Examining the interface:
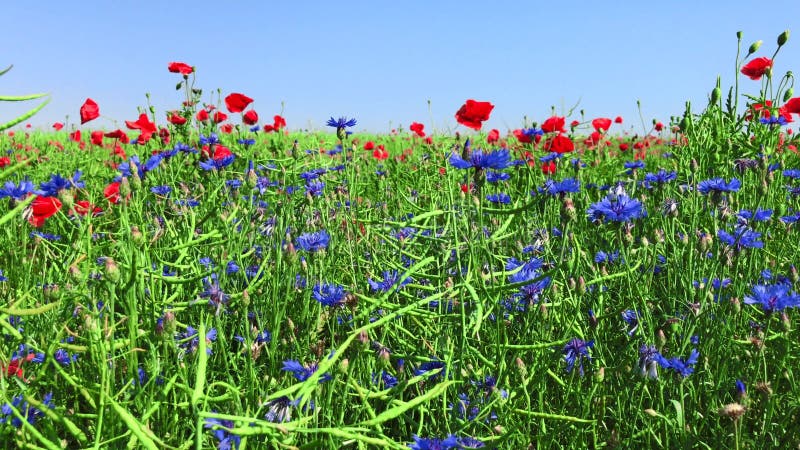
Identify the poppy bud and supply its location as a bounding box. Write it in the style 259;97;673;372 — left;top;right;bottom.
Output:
515;357;528;378
710;87;721;105
241;289;250;307
781;312;791;331
68;265;82;282
783;88;794;103
736;31;743;40
747;40;762;56
131;226;144;247
339;358;349;373
594;366;605;383
777;30;789;47
119;177;131;198
657;329;667;348
104;258;121;283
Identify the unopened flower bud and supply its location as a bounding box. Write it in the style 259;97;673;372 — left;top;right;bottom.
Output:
711;87;721;105
657;329;667;347
119;177;131;198
594;366;605;383
131;226;144;247
241;289;251;307
644;408;659;417
783;88;794;103
515;357;528;378
747;40;763;56
339;358;349;373
358;330;369;345
58;189;74;211
777;30;790;47
104;258;121;283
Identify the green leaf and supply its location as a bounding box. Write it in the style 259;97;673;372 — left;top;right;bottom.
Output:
0;92;48;101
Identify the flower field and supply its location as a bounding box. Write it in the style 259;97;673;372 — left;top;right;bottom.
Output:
1;32;800;449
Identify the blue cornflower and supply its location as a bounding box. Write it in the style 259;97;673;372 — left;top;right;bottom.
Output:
563;338;593;375
457;437;485;448
735;380;747;400
414;358;446;381
204;416;241;450
621;309;640;336
36;170;85;196
638;344;661;378
368;270;412;292
30;231;61;241
0;179;35;201
226;260;239;275
783;169;800;179
655;348;699;378
312;283;347;307
296;230;330;252
643;169;677;188
237;138;256;146
509;276;551;309
327;145;343;156
594;250;621;265
486;192;511;204
408;435;460;450
717;225;763;251
698;178;741;195
587;193;646;223
540;152;562;163
373;370;399;388
174;142;198;154
150;185;172;196
624;160;645;174
743;283;800;313
760;115;788;126
200;155;235;171
0;269;6;282
200;274;230;313
281;360;331;383
54;348;78;366
543;178;581;196
199;133;220;146
449;149;511;170
176;326;217;356
305;181;325;197
736;208;772;223
506;256;544;284
486;171;510;183
326;116;357;130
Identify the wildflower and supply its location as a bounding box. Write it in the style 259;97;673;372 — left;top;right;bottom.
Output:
563;338;593;375
449;149;511;171
624;160;645;174
740;57;773;80
594;250;622;265
264;396;293;423
80;98;100;124
0;179;35;201
743;283;800;313
544;134;575;153
485;171;509;183
717;225;763;251
644;170;675;189
368;270;412;292
150;185;172;196
281;360;331;383
655;348;699;378
296;230;330;252
414;358;446;381
408;435;460;450
312;283;347;307
486;192;511;204
621;309;639;335
0;269;6;282
638;344;661;378
224;93;253;113
587;193;646;223
455;100;494;130
373;370;399;388
327;116;357;139
200;274;230;314
592;117;612;133
176;326;217;356
543;178;580;196
698;178;741;195
168;62;194;75
204;416;241;450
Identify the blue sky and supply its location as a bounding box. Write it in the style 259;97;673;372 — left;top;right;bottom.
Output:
3;1;798;134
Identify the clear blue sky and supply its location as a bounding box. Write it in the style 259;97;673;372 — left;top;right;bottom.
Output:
3;1;799;134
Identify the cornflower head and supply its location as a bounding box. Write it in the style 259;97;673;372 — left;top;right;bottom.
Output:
367;270;412;292
312;282;347;307
655;348;699;378
717;225;763;252
563;338;593;375
295;230;330;252
542;178;581;196
200;274;230;315
281;360;332;383
204;415;241;450
638;344;661;378
743;283;800;313
698;178;741;201
587;193;646;223
408;435;460;450
449;148;511;171
0;179;35;201
327;116;357;140
643;169;677;188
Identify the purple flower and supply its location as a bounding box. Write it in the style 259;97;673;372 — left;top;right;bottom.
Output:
312;283;347;307
587;193;646;223
408;435;460;450
563;338;593;375
698;178;741;195
281;360;331;383
296;230;330;252
449;149;511;170
655;348;699;378
743;283;800;313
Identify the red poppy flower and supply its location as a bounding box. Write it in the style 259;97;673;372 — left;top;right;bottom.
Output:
654;122;664;132
104;182;121;204
372;145;389;160
592;118;612;133
544;133;574;153
168;62;194;76
224;93;254;113
213;145;233;160
785;97;800;115
0;157;10;168
88;130;103;146
741;57;773;80
619;143;629;151
168;112;187;125
28;196;62;227
487;129;500;144
364;141;375;151
243;110;259;125
273;115;286;130
125;113;158;142
614;116;623;124
80;98;100;124
570;120;580;128
196;109;209;122
2;353;35;381
585;131;602;146
72;200;102;217
541;116;566;133
541;160;557;175
52;122;64;131
104;129;129;144
263;125;275;133
213;111;228;123
69;130;82;142
410;122;426;137
219;123;233;133
455;99;494;130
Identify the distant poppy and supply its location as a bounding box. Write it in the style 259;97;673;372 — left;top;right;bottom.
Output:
52;122;64;131
513;129;533;144
741;57;772;80
219;123;233;133
213;111;228;123
168;112;187;125
80;98;100;124
455;100;494;130
104;182;121;204
654;122;664;132
213;145;233;160
243;110;259;125
541;116;566;133
196;109;209;122
69;130;81;142
619;143;629;151
224;93;254;113
72;200;102;217
541;160;557;175
0;157;10;168
570;120;580;128
487;129;500;144
364;141;375;151
592;118;612;133
273;115;286;130
168;62;194;76
104;129;129;144
372;145;389;160
544;134;574;153
410;122;426;137
614;116;623;124
89;130;103;146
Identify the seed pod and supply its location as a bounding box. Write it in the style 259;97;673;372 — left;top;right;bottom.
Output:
747;40;763;56
777;30;790;47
